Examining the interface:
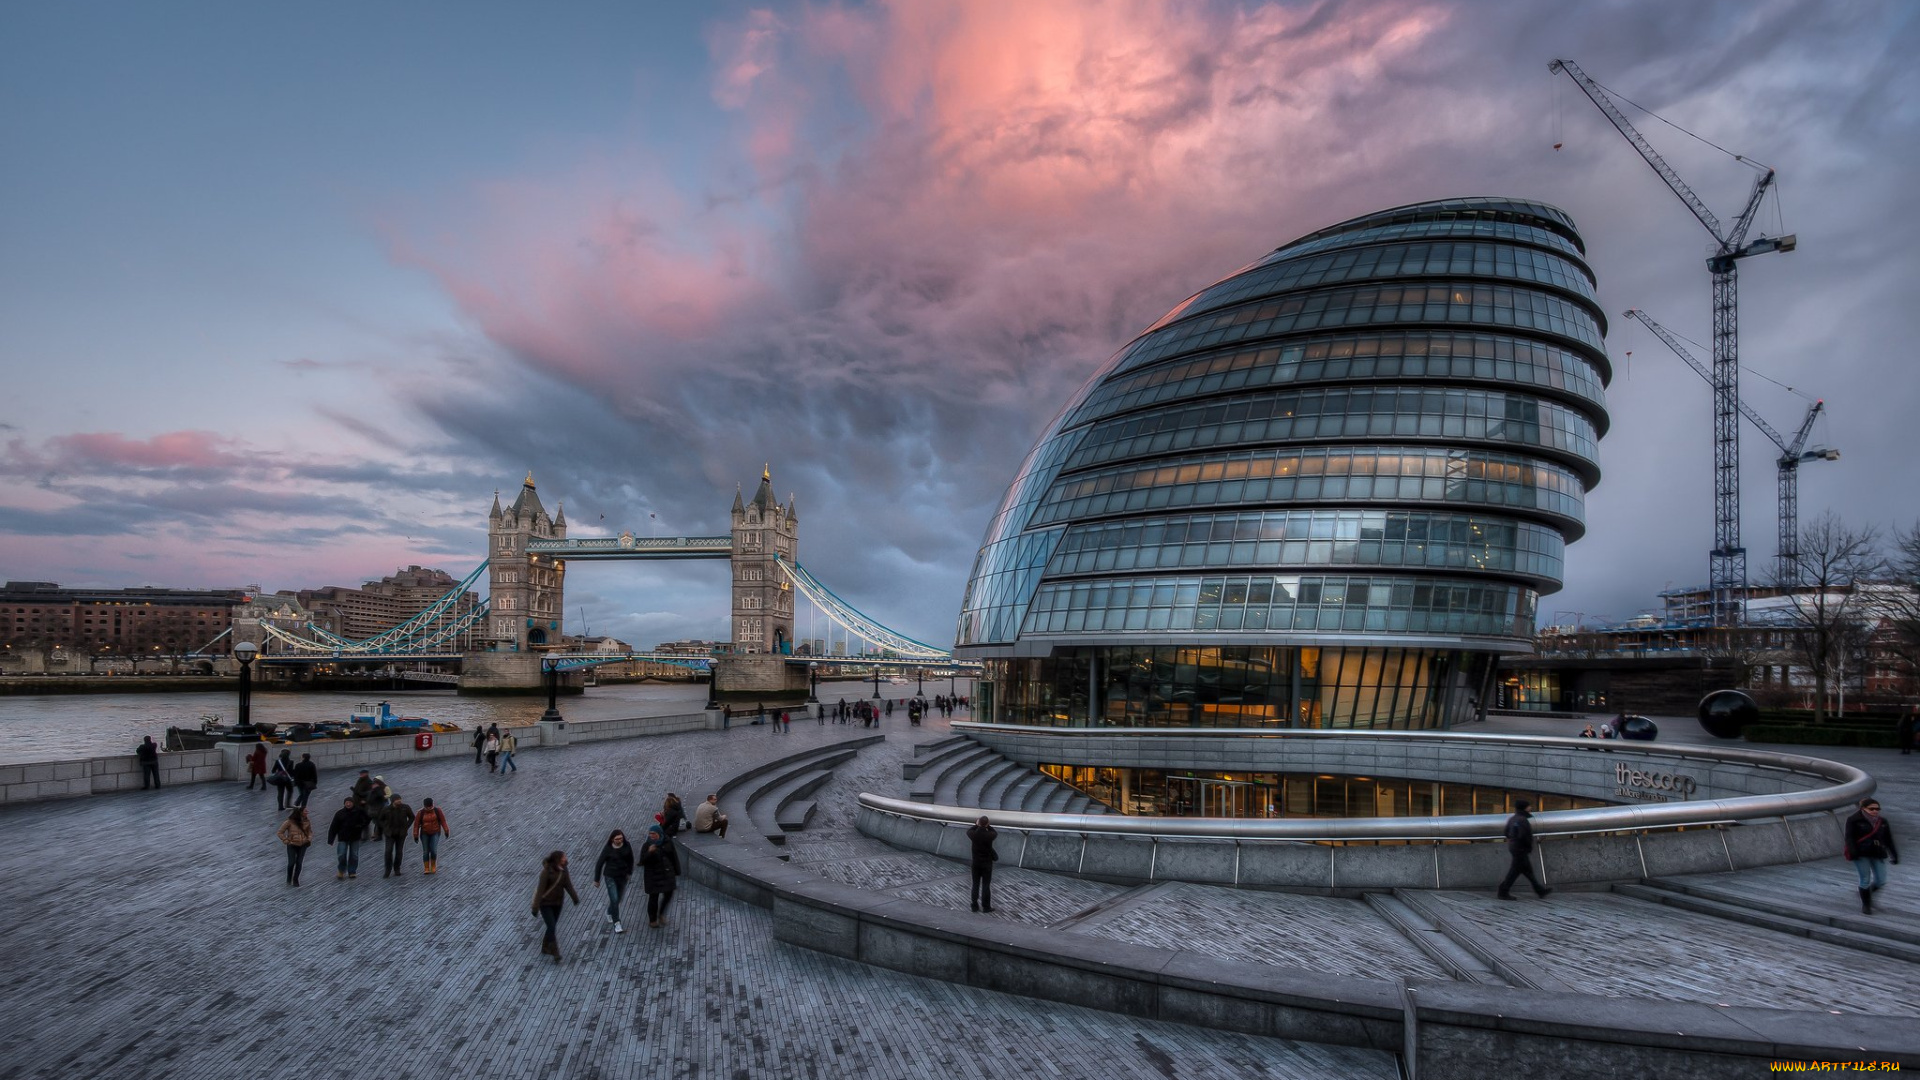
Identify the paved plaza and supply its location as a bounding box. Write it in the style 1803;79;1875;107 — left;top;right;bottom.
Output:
0;708;1394;1080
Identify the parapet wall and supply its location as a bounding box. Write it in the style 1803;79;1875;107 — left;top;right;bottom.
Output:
0;709;718;805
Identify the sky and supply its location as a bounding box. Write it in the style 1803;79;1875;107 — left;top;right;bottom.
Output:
1;0;1915;648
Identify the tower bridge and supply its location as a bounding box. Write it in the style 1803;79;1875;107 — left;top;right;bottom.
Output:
248;468;962;696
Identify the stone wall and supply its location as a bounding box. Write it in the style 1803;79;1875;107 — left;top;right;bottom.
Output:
0;709;717;805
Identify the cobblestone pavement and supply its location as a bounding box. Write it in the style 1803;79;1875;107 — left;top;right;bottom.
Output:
0;715;1397;1080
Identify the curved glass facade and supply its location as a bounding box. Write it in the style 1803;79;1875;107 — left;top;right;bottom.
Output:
956;197;1609;731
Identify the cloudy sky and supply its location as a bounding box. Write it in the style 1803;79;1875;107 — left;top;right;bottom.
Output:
1;0;1914;647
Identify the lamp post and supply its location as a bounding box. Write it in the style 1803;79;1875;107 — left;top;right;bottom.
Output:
232;641;259;736
541;656;564;724
806;663;819;704
915;667;923;695
871;667;882;700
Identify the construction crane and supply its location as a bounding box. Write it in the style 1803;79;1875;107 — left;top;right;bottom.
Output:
1621;309;1839;587
1552;59;1797;626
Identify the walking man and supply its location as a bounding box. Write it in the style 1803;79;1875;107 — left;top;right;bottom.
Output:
292;753;318;808
271;748;297;809
472;725;486;764
382;793;415;877
136;736;162;789
1845;797;1899;913
1899;708;1917;756
412;797;449;873
968;815;998;913
1496;799;1552;900
499;730;518;772
328;796;367;880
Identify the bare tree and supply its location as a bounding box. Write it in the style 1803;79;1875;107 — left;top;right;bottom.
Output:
1884;523;1920;696
1772;514;1884;723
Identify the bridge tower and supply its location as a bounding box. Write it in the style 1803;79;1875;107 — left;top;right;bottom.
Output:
486;473;567;652
729;467;797;654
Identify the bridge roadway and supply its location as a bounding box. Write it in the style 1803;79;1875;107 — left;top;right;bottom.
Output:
0;710;1392;1080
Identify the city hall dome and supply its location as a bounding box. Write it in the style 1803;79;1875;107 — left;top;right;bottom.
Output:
955;197;1610;730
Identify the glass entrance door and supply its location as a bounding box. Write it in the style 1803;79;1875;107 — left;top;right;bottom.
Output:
1167;777;1244;818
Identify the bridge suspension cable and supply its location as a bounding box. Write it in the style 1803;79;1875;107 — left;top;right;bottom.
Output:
776;556;948;660
259;561;491;656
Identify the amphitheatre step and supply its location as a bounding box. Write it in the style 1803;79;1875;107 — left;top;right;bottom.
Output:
976;760;1031;808
1363;893;1510;986
1639;877;1920;948
910;745;993;802
744;759;849;846
776;799;816;832
959;759;1024;807
901;738;984;781
1390;890;1579;993
1614;882;1920;963
933;747;1002;803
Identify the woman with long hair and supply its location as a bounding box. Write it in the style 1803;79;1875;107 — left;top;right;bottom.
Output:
531;850;580;959
593;829;635;933
276;806;312;886
639;824;681;929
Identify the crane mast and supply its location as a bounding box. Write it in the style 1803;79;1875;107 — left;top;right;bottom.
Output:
1552;59;1796;626
1621;309;1836;589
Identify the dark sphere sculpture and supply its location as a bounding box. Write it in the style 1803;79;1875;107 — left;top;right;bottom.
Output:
1698;689;1759;740
1617;715;1659;741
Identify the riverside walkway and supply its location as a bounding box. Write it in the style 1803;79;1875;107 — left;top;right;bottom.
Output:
0;713;1393;1080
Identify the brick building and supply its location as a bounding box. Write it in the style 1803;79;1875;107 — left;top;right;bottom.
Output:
296;565;480;645
0;581;247;656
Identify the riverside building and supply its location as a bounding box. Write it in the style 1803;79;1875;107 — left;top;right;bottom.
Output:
955;198;1610;733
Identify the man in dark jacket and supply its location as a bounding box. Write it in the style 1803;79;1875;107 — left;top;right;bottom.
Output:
1496;800;1552;901
382;795;415;877
1899;710;1917;756
136;736;162;789
1845;798;1899;913
967;816;998;913
291;753;319;808
327;796;368;880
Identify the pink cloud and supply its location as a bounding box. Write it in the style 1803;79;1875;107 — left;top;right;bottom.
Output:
20;431;249;473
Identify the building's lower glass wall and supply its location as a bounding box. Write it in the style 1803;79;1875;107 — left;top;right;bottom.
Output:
1040;764;1606;818
980;645;1496;729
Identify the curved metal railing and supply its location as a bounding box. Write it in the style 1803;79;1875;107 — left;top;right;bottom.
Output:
859;726;1872;842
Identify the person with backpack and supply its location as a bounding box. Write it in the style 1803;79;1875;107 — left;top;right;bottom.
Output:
270;749;297;810
291;753;318;808
499;730;518;773
412;797;450;874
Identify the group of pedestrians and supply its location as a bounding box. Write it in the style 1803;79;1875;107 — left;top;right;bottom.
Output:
473;724;519;772
538;791;693;958
264;750;452;886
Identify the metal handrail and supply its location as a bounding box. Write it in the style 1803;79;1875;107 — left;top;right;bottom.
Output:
856;726;1872;842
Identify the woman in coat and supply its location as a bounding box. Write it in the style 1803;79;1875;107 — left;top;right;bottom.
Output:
661;794;686;837
639;823;681;928
1845;797;1899;914
592;829;636;933
531;850;580;959
483;732;501;773
277;807;312;886
246;744;269;791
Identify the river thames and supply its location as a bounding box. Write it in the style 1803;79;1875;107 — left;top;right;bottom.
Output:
0;677;969;764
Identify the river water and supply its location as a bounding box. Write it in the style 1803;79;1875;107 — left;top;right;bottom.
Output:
0;677;971;764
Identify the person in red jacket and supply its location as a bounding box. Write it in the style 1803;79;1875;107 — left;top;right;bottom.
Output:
412;797;451;874
245;744;269;791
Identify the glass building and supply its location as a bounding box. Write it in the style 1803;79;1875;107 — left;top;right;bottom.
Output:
955;198;1610;729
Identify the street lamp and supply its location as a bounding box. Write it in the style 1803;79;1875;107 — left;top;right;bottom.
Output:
871;666;882;700
541;656;564;724
232;641;259;736
806;662;819;704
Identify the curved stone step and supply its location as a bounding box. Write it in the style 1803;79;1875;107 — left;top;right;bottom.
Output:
934;747;1003;804
958;759;1025;808
917;745;993;803
977;760;1031;809
1004;772;1048;812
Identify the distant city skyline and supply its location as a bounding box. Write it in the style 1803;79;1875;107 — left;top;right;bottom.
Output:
2;0;1915;648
